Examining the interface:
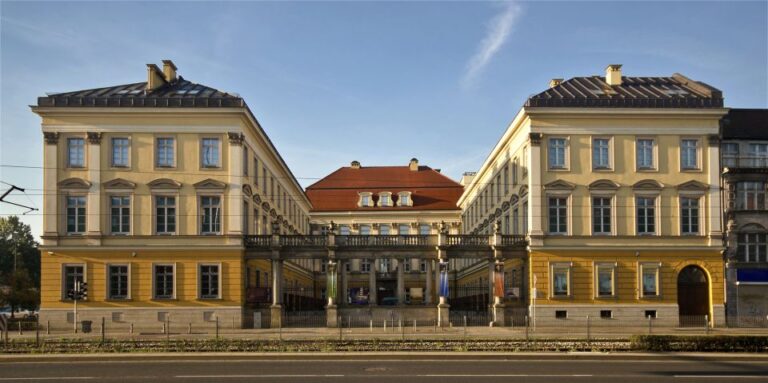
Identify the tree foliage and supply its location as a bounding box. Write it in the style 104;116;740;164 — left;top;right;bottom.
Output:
0;216;39;286
0;270;39;316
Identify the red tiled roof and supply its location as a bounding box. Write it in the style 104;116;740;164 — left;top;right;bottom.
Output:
306;166;463;212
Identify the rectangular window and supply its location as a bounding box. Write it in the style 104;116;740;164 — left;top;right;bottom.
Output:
636;197;656;235
155;196;176;234
512;158;519;186
737;233;767;262
636;138;655;169
340;225;350;235
522;201;528;234
748;143;768;167
592;138;611;169
641;264;660;297
419;224;430;235
66;196;86;234
379;225;390;235
548;197;568;234
596;264;615;297
201;138;220;168
108;265;129;299
552;264;570;297
680;197;700;235
403;258;411;272
153;265;174;299
555;310;567;319
359;225;371;235
63;265;84;300
503;214;510;235
110;196;130;234
67;138;85;167
243;146;249;176
156;137;175;167
380;258;391;273
600;310;612;319
548;138;567;169
361;195;370;207
199;264;220;299
111;138;129;167
503;165;509;195
722;142;739;167
399;193;410;206
645;310;657;319
398;224;409;235
512;208;519;235
200;196;221;234
243;200;249;235
737;182;766;210
496;175;501;202
380;194;390;206
419;260;427;272
681;139;699;169
361;259;371;272
592;197;612;234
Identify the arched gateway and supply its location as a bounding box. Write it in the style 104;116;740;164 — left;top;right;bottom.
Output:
677;265;710;326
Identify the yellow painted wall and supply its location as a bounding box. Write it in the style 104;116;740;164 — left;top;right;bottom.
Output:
529;249;724;305
41;249;243;309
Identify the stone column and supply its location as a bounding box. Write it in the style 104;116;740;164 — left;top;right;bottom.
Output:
369;258;377;306
425;259;433;305
42;133;59;239
397;258;405;305
326;260;339;328
270;257;283;328
86;132;102;237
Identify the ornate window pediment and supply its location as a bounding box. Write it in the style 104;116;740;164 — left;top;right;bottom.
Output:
518;185;529;197
242;184;253;197
148;178;182;190
510;194;519;206
501;201;510;211
103;178;136;190
494;208;503;218
270;209;277;218
589;179;621;191
544;180;576;191
677;180;708;192
252;193;262;204
58;178;91;191
261;202;270;210
632;179;664;191
194;178;227;191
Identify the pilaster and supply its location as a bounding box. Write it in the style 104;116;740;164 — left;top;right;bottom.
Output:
528;133;544;245
228;132;244;235
42;132;59;239
86;132;102;237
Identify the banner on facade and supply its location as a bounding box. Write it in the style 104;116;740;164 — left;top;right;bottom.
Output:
494;263;505;298
439;261;449;298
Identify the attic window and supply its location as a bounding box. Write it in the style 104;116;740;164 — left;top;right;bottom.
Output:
176;90;188;95
397;191;413;207
358;192;373;208
378;192;393;207
664;89;689;96
129;90;142;94
187;90;200;95
116;90;130;95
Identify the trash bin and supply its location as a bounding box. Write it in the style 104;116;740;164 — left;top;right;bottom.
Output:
81;320;92;333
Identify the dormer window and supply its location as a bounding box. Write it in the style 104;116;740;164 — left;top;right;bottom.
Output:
397;191;413;207
358;192;373;208
378;192;393;207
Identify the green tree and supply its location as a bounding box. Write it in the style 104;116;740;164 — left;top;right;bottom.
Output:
0;216;39;286
0;270;39;317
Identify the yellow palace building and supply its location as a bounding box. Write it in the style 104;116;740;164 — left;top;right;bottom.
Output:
459;65;728;327
32;61;314;329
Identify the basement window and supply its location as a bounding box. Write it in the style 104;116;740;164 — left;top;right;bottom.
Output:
645;310;657;319
555;310;567;319
600;310;612;319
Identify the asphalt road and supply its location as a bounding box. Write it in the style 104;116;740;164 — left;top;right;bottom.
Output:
1;354;767;382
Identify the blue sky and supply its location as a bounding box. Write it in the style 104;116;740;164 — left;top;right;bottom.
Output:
1;1;767;237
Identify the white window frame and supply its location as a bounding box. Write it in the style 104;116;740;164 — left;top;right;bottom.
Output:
635;137;657;171
378;192;393;207
547;137;569;170
154;194;178;235
736;182;766;210
67;137;85;168
638;262;662;298
397;191;412;207
680;137;701;171
199;195;222;235
361;259;371;272
419;224;431;235
546;194;570;235
65;195;87;235
110;137;130;168
359;225;371;235
200;137;222;168
635;195;659;236
748;143;768;167
591;136;613;170
591;195;614;236
594;262;617;298
106;263;131;300
109;195;132;235
198;262;222;299
155;136;176;168
680;195;702;236
379;225;391;235
738;232;767;263
550;262;572;298
358;192;373;208
721;142;739;168
152;263;177;300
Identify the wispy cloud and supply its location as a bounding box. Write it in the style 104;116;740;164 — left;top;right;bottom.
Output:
462;2;522;88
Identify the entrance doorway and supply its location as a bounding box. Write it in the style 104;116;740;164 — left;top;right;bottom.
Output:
677;265;709;326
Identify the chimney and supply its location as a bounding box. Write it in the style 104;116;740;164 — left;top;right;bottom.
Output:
350;160;361;169
605;64;622;86
146;64;166;91
549;78;563;88
409;158;419;171
162;60;177;82
460;172;476;186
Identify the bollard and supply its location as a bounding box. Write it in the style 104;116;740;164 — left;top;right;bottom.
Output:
35;322;40;348
19;321;22;335
46;320;50;335
586;315;591;342
101;317;106;344
433;319;437;333
348;316;351;331
383;320;387;332
130;323;134;335
648;315;653;335
413;319;416;333
370;319;373;333
338;316;342;341
215;317;220;340
188;322;192;334
525;315;529;342
705;314;710;335
278;318;282;341
166;317;170;343
463;316;467;339
401;319;405;340
232;316;235;330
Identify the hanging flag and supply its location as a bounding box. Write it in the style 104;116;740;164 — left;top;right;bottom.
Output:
439;262;449;298
494;263;505;298
326;266;337;302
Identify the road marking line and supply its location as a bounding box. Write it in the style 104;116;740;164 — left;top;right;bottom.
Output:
175;375;345;379
422;375;594;377
674;376;768;379
0;378;95;381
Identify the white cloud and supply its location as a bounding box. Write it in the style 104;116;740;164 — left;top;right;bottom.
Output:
462;2;522;87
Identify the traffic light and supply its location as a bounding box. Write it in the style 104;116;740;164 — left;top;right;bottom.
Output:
67;289;75;300
80;282;88;300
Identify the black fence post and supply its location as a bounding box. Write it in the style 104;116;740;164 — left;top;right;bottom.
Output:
101;317;106;344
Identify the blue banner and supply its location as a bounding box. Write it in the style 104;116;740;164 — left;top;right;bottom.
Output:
737;268;768;283
439;262;449;298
